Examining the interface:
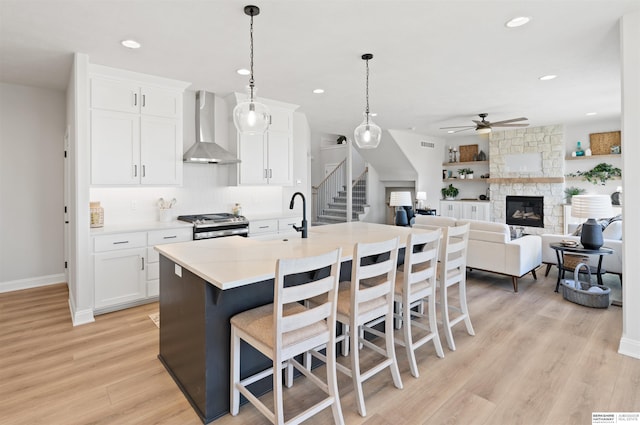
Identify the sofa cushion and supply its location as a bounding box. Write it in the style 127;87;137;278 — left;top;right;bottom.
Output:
414;215;457;228
458;219;510;242
602;219;622;240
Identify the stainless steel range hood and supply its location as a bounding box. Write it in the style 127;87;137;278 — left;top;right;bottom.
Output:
183;90;240;164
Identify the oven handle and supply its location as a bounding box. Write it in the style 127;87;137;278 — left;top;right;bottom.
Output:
194;227;249;239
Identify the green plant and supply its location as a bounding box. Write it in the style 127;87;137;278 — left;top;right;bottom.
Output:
564;186;585;202
567;163;622;185
458;168;473;175
441;184;459;199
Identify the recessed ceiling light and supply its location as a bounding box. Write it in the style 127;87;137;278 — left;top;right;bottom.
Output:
313;88;324;94
447;130;455;134
505;16;531;28
121;39;141;49
539;74;557;81
370;112;378;117
586;112;598;116
236;68;250;76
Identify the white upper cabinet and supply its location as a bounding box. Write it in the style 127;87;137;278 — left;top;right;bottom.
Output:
89;65;190;186
227;93;298;186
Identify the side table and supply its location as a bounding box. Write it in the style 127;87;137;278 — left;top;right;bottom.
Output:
549;243;613;292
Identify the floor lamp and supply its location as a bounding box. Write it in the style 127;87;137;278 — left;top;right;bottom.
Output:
571;194;613;250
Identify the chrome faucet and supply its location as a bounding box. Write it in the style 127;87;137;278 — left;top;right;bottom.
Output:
289;192;308;238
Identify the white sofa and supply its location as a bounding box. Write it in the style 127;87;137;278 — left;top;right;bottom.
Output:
541;219;623;282
414;216;542;292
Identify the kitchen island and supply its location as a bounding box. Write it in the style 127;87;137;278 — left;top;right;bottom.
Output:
155;222;429;424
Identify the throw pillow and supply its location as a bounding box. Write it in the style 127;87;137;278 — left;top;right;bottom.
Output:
602;220;623;240
572;214;623;237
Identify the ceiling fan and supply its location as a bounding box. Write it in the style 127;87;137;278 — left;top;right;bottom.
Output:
440;113;529;134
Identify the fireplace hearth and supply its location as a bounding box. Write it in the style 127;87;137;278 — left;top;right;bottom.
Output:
506;196;544;228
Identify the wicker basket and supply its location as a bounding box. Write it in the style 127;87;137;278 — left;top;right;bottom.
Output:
561;263;610;308
563;253;589;270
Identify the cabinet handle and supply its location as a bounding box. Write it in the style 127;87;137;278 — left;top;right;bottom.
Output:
142;165;146;177
264;169;267;178
134;93;137;106
142;94;146;107
269;115;272;125
259;226;269;229
141;257;145;270
134;164;137;177
163;235;177;239
269;169;273;178
113;241;129;245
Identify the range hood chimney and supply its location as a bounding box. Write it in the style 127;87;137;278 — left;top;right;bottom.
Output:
183;91;240;164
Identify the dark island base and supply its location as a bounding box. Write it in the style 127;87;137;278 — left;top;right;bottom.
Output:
158;250;404;423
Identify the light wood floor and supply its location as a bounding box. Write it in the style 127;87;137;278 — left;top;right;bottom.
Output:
1;270;638;425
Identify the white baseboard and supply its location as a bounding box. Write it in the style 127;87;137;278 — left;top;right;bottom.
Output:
68;296;95;326
618;336;640;359
0;273;66;293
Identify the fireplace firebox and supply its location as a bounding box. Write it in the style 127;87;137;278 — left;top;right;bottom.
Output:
506;196;544;228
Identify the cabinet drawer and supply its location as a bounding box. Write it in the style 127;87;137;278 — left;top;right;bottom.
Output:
249;219;278;235
94;232;147;252
147;228;192;245
278;217;302;233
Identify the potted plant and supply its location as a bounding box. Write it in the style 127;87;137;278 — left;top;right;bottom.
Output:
564;186;585;204
458;168;472;179
441;184;459;200
581;163;622;185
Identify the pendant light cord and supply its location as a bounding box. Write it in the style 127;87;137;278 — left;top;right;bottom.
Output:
365;58;370;124
249;12;255;101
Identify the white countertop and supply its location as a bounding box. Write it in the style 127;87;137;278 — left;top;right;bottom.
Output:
155;222;432;290
90;220;193;236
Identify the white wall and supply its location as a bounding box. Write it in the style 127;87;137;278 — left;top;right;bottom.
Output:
618;10;640;359
388;129;445;210
0;83;65;291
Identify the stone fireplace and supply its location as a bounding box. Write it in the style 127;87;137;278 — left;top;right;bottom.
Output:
488;125;565;234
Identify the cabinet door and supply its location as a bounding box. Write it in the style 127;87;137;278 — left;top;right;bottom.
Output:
141;86;181;118
91;110;140;185
140;116;182;185
91;78;140;113
238;134;267;185
268;105;292;133
94;248;146;309
266;132;292;185
440;201;461;219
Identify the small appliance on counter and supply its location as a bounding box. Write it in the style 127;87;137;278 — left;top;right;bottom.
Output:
90;201;104;228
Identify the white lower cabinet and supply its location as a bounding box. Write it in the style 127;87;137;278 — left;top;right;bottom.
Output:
439;201;490;220
440;201;461;218
93;227;192;312
461;202;490;221
248;216;302;239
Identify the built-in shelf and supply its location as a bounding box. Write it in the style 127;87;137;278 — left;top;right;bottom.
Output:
565;154;622;161
443;178;489;182
486;177;564;184
443;160;489;166
565;176;622;181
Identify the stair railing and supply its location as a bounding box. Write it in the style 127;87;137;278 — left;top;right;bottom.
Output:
351;166;368;220
312;159;346;223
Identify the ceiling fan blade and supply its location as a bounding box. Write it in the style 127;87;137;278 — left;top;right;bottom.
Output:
452;128;473;133
440;125;475;129
492;123;530;127
489;117;528;125
472;120;487;126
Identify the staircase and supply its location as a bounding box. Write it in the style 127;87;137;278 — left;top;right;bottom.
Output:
313;163;369;225
317;180;367;223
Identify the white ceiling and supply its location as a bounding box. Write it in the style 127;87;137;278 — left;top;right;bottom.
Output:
2;0;639;138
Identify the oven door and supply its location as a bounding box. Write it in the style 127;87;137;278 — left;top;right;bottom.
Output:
194;225;249;240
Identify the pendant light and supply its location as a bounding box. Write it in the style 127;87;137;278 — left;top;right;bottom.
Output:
233;5;270;135
354;53;382;149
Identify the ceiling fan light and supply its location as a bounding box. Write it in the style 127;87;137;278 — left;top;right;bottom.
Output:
476;127;491;135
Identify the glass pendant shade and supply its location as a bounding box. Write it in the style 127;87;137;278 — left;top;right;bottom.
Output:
233;99;270;135
354;113;382;149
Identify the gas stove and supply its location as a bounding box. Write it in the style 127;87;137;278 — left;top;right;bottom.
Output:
178;213;249;239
